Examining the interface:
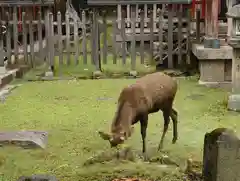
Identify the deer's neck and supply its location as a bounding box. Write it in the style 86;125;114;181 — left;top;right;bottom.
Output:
111;101;136;136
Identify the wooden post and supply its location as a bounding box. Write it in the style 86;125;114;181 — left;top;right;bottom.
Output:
227;0;233;42
196;9;201;43
212;0;219;39
205;0;213;38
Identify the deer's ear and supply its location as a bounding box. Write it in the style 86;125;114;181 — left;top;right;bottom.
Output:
98;131;111;140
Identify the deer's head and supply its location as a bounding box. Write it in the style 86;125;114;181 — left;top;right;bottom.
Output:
98;126;134;147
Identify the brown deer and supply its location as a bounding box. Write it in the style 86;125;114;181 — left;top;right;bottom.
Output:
98;72;178;156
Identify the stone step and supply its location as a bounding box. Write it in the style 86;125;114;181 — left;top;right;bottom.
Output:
0;65;30;89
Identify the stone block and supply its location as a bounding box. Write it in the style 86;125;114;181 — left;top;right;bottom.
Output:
0;66;6;74
17;174;58;181
0;131;48;149
199;60;225;82
203;128;240;181
192;44;232;60
228;94;240;112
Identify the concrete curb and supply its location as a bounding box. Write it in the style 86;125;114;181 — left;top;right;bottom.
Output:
0;84;22;103
0;65;30;88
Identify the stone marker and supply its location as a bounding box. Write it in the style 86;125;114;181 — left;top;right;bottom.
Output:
17;174;58;181
202;127;240;181
0;131;48;149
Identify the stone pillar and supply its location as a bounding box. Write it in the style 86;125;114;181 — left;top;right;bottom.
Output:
228;48;240;110
226;4;240;111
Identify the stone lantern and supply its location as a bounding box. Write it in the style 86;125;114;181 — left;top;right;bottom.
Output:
226;4;240;111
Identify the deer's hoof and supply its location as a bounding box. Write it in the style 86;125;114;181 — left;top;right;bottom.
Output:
157;144;163;151
172;137;177;144
142;153;149;162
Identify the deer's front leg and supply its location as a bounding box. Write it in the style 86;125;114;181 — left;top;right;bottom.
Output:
140;114;148;160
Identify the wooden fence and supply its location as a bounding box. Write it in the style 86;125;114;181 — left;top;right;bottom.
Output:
0;4;193;75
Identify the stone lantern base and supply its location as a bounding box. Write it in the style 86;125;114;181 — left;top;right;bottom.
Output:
228;94;240;112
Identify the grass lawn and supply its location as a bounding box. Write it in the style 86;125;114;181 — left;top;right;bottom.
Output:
0;76;240;181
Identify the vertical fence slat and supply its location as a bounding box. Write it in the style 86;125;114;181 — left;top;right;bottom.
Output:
92;9;100;70
29;19;34;67
6;12;12;64
112;11;117;64
136;4;139;27
127;5;130;27
168;4;173;69
13;6;18;64
0;13;4;67
57;11;63;65
74;16;79;65
45;9;50;65
177;4;183;66
149;10;154;65
49;12;54;69
65;11;71;65
144;4;148;27
91;11;95;64
153;4;157;31
186;9;191;65
96;18;101;71
140;9;144;64
131;6;136;71
102;10;107;64
38;9;43;63
121;13;126;65
157;5;164;65
82;10;87;65
117;5;122;29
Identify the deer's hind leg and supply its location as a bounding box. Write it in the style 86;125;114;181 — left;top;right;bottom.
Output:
170;108;178;144
158;109;171;151
140;114;148;154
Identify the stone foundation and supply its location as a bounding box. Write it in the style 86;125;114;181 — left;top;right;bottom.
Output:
192;43;233;88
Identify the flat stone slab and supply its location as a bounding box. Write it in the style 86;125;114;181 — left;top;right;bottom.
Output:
192;44;233;60
0;84;22;103
186;94;204;100
97;97;113;101
0;131;48;149
228;94;240;112
17;174;58;181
